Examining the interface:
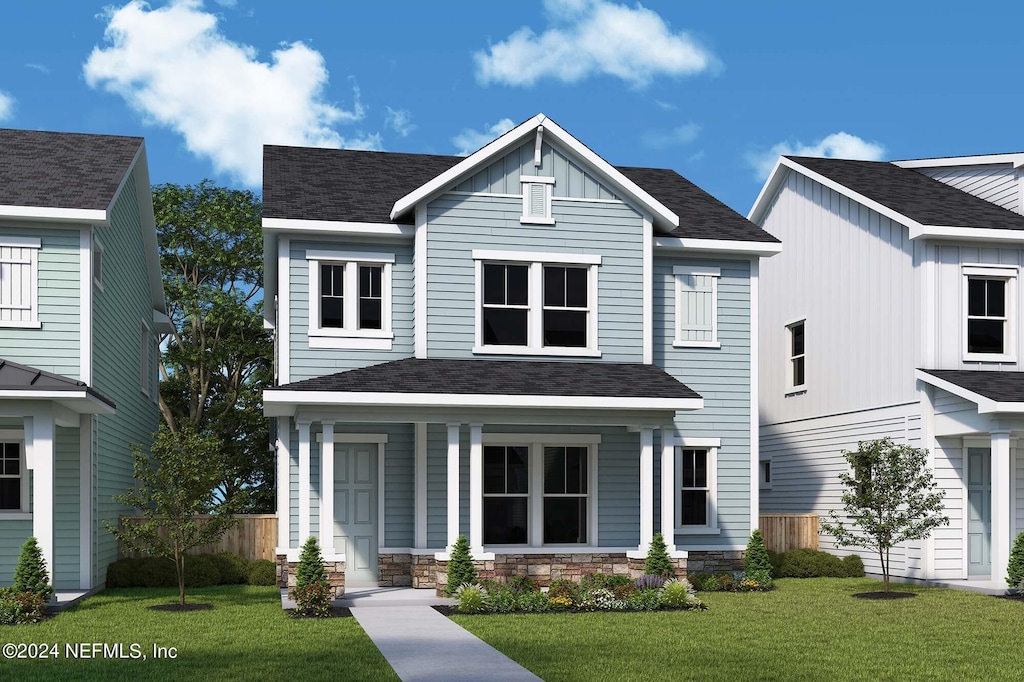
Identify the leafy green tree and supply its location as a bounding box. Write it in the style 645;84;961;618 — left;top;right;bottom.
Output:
1007;532;1024;588
13;537;54;604
445;535;477;596
821;438;948;592
154;181;273;512
106;426;245;606
645;532;675;577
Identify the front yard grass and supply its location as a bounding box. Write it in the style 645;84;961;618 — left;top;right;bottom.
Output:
453;578;1024;681
0;586;397;681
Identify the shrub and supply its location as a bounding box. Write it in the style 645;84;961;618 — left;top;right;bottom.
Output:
767;550;784;577
547;578;579;602
184;554;222;587
295;537;327;587
445;535;476;597
743;569;774;590
210;552;248;585
692;573;719;592
776;548;849;578
10;591;46;623
577;587;617;611
455;583;488;614
627;588;662;611
745;530;772;575
247;559;277;586
105;558;142;588
0;591;20;625
507;575;537;593
842;553;865;578
292;537;331;618
14;537;54;605
635;574;666;591
716;573;735;591
662;578;697;608
644;532;675;578
1008;532;1024;587
516;590;550;612
487;584;519;613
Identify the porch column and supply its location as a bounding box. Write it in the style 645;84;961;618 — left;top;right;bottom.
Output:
297;420;312;543
469;423;483;553
27;410;55;582
79;413;92;590
276;418;291;551
660;426;677;553
415;423;427;548
639;426;654;551
992;430;1012;584
446;423;461;552
319;422;335;555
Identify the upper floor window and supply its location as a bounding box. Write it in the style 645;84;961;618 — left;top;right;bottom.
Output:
473;250;600;357
963;264;1017;361
0;237;40;329
520;176;555;225
674;265;720;348
306;250;394;350
787;319;805;392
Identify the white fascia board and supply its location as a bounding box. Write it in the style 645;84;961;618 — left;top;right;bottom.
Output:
263;232;278;325
747;157;789;225
127;144;167;313
0;391;116;415
894;154;1024;169
152;309;174;334
0;205;106;224
654;236;782;257
263;390;703;413
910;224;1024;243
263;217;414;238
913;370;999;413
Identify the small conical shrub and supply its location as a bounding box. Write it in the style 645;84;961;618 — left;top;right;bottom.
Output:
295;536;327;588
445;535;476;597
1007;532;1024;587
13;537;53;604
645;532;675;578
745;530;772;576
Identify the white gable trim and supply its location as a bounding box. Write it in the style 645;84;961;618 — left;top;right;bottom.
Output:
894;154;1024;169
263;218;414;238
0;206;106;224
389;113;679;231
654;237;781;256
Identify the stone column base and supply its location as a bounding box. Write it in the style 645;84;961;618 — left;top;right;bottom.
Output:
378;553;413;587
276;554;346;599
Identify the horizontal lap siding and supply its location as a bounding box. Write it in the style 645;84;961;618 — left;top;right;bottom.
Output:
53;426;80;588
0;226;79;377
934;437;965;579
0;519;31;585
919;165;1019;213
288;239;414;382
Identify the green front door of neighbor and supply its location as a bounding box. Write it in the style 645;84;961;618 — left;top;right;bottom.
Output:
334;444;378;586
967;447;991;577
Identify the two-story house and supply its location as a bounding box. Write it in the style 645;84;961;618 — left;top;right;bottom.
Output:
752;152;1024;588
0;129;168;596
263;114;780;593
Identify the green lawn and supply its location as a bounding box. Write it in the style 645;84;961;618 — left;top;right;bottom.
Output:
0;586;397;681
453;578;1024;681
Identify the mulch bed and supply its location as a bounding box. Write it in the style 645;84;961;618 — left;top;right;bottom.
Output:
432;604;705;616
286;607;352;618
851;592;917;600
148;603;215;612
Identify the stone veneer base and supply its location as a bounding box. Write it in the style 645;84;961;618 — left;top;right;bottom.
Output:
276;554;346;599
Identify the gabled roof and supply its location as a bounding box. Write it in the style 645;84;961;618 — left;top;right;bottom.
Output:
0;358;114;409
917;368;1024;413
0;129;142;213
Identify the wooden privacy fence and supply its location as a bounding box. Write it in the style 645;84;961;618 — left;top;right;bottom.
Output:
118;514;277;562
759;513;819;553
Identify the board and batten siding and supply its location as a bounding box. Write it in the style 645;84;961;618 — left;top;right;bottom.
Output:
758;169;920;424
425;193;644;361
654;255;752;547
917;165;1020;214
288;238;414;382
91;167;162;586
0;225;80;378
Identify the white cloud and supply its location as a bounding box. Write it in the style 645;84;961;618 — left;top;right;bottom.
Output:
654;99;677;111
0;90;14;122
641;122;700;149
83;0;378;187
384;107;415;137
213;0;237;7
451;118;515;156
746;132;886;181
475;0;718;88
25;63;50;74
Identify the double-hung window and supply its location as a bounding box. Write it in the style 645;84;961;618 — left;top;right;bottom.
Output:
483;446;529;544
0;237;40;328
543;446;588;543
473;250;600;357
786;319;805;392
963;264;1017;361
0;435;27;515
674;266;720;347
675;438;719;532
306;250;394;349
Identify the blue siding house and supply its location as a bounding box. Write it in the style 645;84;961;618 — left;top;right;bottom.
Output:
0;129;169;595
263;114;780;593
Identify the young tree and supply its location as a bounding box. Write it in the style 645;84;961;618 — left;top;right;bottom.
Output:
445;535;477;596
645;532;675;577
820;438;948;592
154;181;273;512
106;426;245;606
13;537;54;604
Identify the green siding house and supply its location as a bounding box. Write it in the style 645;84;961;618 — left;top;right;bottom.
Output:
0;129;168;595
262;114;781;594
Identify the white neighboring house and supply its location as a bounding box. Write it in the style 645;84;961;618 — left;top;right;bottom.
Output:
751;152;1024;588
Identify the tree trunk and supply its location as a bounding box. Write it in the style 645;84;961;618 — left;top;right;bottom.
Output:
175;547;186;606
878;547;888;593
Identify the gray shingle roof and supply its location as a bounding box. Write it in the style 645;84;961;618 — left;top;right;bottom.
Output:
0;129;142;211
275;358;700;400
0;358;114;407
919;369;1024;403
788;156;1024;231
263;145;775;242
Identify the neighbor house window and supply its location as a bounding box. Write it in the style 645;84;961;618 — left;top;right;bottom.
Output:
675;439;719;531
760;459;772;490
963;264;1017;360
520;176;555;225
306;250;394;349
0;237;40;328
543;446;588;543
674;266;720;347
483;446;529;545
474;251;600;356
140;324;151;397
0;440;26;513
787;320;805;391
93;234;104;289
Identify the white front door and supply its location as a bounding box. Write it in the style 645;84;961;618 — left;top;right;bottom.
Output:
334;443;378;586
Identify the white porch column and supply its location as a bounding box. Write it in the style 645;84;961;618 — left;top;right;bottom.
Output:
27;410;55;582
446;423;461;552
469;424;483;554
415;423;427;548
992;430;1012;584
79;413;92;590
297;420;312;543
319;422;335;554
639;426;654;551
276;418;291;551
660;426;677;553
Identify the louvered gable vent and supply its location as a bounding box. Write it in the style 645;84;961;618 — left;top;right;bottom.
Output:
520;175;555;225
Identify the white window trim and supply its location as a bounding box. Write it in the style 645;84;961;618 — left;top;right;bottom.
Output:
92;233;105;292
0;237;41;329
673;265;721;348
0;429;29;519
472;252;601;358
962;263;1017;363
760;458;772;491
306;250;394;350
675;437;719;534
481;433;600;550
785;318;806;395
520;175;556;225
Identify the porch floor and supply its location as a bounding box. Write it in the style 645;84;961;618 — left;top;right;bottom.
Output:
923;578;1007;595
51;589;94;612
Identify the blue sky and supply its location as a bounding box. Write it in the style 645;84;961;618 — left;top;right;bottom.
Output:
1;0;1019;213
